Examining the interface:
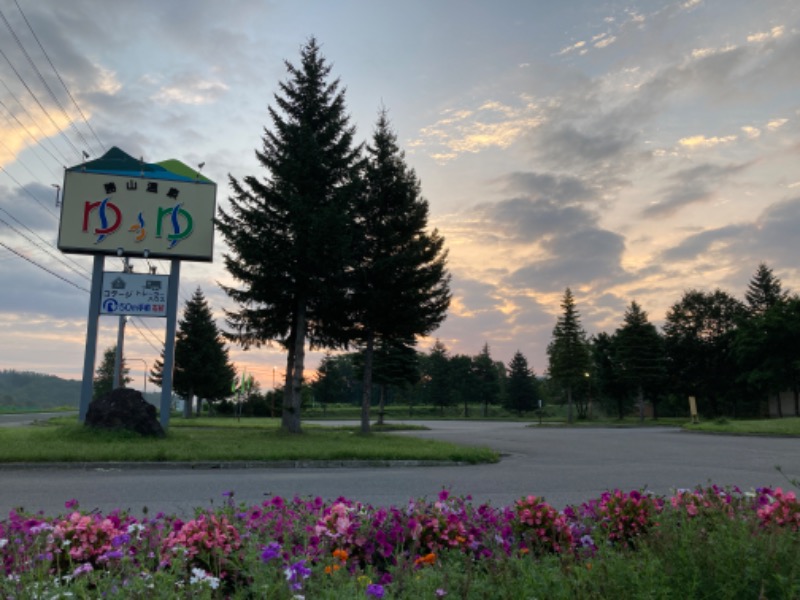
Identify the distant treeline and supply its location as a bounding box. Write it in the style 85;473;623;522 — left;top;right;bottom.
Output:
0;370;81;409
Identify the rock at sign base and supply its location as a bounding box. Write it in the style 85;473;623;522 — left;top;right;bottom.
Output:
86;387;165;438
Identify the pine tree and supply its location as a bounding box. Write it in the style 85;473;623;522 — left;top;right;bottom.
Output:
216;38;363;433
745;263;789;315
506;351;537;416
149;288;236;417
350;110;450;432
472;343;501;417
613;301;666;421
547;288;591;423
93;345;130;400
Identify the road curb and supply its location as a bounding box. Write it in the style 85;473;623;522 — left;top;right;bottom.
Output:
0;459;468;470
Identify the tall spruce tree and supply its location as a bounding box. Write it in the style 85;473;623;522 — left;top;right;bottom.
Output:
506;350;537;416
547;288;591;423
472;343;502;417
613;301;666;421
149;288;236;417
350;110;450;432
216;38;363;433
745;263;789;316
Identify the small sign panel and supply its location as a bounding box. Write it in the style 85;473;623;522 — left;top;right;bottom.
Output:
100;272;169;317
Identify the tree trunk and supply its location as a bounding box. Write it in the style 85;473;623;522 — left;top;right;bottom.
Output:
195;397;203;417
360;330;374;434
282;303;306;433
183;389;194;419
567;385;573;423
638;385;644;423
377;384;386;426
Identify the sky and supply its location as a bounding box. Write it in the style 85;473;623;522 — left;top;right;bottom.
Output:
0;0;798;392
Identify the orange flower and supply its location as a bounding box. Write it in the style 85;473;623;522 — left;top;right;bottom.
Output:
333;548;349;562
325;564;341;574
414;552;437;566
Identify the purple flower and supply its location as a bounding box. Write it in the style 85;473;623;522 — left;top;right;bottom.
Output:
64;499;78;509
260;541;282;563
111;533;131;547
366;583;385;598
285;559;312;590
436;589;448;598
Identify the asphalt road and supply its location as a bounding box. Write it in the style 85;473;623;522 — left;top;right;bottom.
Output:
1;418;798;516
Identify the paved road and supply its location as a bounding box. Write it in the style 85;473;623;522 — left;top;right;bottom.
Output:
1;420;798;516
0;411;75;427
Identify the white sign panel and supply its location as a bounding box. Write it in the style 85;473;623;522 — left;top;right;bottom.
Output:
101;272;169;317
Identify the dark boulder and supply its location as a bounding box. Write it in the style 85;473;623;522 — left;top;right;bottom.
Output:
86;387;165;437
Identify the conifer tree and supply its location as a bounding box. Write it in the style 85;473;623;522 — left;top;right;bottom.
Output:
216;38;363;433
472;343;502;417
350;110;450;432
745;263;789;315
93;345;130;400
149;288;235;417
547;288;591;423
506;350;537;416
613;301;666;421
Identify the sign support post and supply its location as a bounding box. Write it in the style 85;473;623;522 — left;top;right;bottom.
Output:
160;259;181;430
78;255;105;421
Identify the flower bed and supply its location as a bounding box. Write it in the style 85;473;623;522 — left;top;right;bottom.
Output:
1;486;799;598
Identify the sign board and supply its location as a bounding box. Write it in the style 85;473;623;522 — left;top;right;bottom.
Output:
100;271;169;317
58;147;216;261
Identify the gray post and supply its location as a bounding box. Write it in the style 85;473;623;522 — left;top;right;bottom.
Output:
79;255;105;422
159;258;181;430
112;258;130;389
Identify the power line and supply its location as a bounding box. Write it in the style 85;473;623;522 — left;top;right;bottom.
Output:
0;44;81;160
12;0;105;153
0;212;89;281
0;87;68;167
0;239;89;292
0;6;93;156
0;163;58;220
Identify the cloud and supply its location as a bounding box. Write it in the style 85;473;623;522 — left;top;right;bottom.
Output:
151;77;229;106
660;224;747;262
495;172;597;204
642;161;751;218
506;228;628;294
678;135;737;148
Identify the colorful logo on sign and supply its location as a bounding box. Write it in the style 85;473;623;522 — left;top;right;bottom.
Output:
82;201;194;249
82;198;122;243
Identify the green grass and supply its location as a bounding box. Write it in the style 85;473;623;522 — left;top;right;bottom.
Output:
0;419;498;464
683;416;800;436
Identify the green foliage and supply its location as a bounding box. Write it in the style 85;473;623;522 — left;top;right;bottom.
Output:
547;288;591;422
663;289;747;417
505;350;537;415
216;38;363;433
0;370;81;409
613;301;667;420
93;346;131;400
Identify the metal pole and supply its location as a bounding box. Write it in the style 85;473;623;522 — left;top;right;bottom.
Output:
113;258;130;389
79;255;105;422
128;358;148;394
159;259;181;430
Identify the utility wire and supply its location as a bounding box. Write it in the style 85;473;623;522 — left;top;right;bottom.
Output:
0;213;90;281
12;0;105;153
0;88;68;167
0;45;81;160
0;163;58;220
0;6;94;156
0;239;89;292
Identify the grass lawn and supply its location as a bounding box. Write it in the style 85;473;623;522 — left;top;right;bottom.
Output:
0;417;498;464
683;416;800;436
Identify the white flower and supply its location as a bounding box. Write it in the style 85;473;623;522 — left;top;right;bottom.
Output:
0;538;7;549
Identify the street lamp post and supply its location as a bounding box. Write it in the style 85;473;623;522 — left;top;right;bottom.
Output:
128;358;148;395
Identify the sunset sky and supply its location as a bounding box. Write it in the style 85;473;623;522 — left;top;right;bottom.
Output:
0;0;798;391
